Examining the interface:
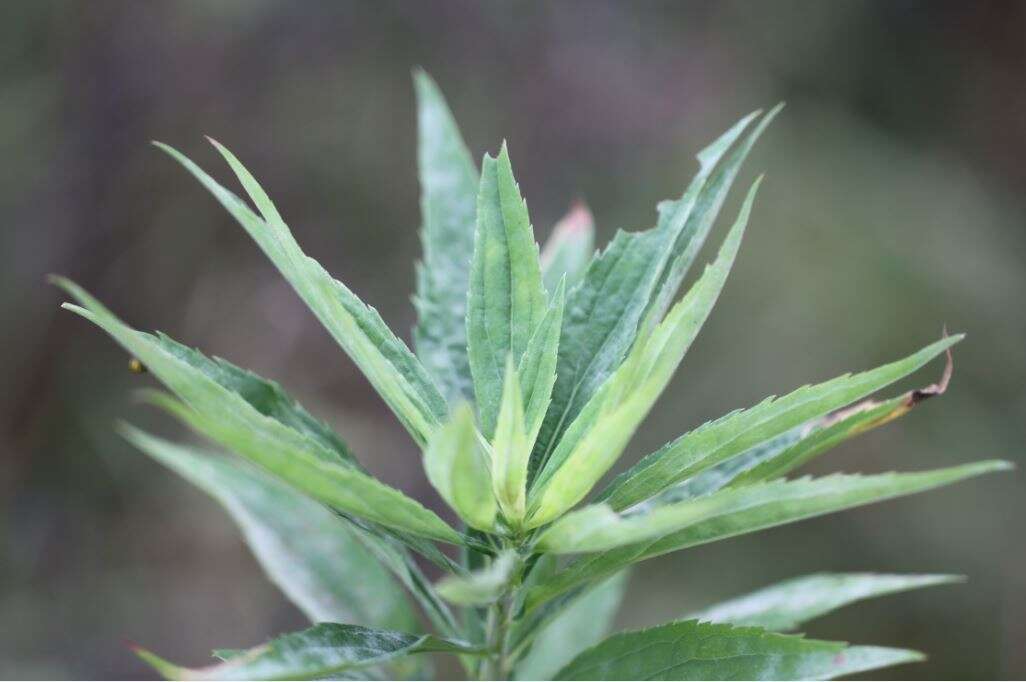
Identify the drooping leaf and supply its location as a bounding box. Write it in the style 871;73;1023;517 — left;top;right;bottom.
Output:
540;202;595;294
553;620;922;681
55;279;463;545
529;108;778;481
123;428;418;631
527;180;759;527
600;335;965;512
513;571;627;681
492;358;531;524
435;551;518;606
527;460;1009;607
412;70;480;403
689;573;962;631
135;623;481;681
423;403;496;531
467;142;547;437
157;141;446;446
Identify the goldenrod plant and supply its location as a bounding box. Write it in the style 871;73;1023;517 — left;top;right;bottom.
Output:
53;71;1010;680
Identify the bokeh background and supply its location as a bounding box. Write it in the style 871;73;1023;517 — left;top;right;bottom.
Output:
2;1;1024;678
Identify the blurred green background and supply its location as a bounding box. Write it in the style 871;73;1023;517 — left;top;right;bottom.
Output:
2;1;1024;679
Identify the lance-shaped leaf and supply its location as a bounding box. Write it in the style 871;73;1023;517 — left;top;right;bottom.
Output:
122;428;418;631
553;620;922;681
527;460;1009;608
152;332;357;466
514;571;627;681
527;181;758;527
492;358;531;523
136;623;481;681
518;277;565;444
435;551;518;606
540;202;595;294
156;141;446;446
467;142;547;437
600;335;964;512
689;573;961;632
423;404;496;531
412;70;479;403
55;280;462;545
530;108;778;481
733;349;956;487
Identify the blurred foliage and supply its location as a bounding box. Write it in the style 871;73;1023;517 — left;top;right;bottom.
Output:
1;1;1023;679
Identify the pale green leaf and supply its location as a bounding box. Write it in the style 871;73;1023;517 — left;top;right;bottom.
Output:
423;404;496;531
600;335;965;512
513;571;627;681
122;428;418;631
412;70;479;403
157;141;446;446
553;620;922;680
492;358;531;524
518;277;565;444
540;202;595;294
55;279;462;545
436;551;518;606
467;142;547;437
690;573;962;631
527;460;1009;607
136;623;481;681
529;108;777;481
527;181;758;527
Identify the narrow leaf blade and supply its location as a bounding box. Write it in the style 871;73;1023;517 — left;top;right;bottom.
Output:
122;428;418;631
553;620;922;681
136;624;480;681
690;572;962;631
467;143;546;437
412;70;480;403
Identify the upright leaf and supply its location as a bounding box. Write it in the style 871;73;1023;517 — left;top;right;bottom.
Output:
136;624;481;681
55;280;462;545
540;202;595;294
530;108;778;480
467;142;547;437
553;620;922;680
527;460;1008;607
123;428;417;631
600;335;965;512
527;181;759;527
690;573;961;631
517;277;565;444
423;404;496;531
412;70;479;403
514;572;627;681
157;141;447;446
491;359;531;524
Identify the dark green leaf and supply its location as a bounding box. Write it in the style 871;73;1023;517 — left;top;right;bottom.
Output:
158;141;447;446
553;620;922;680
467;143;547;437
600;335;964;512
529;108;777;482
528;461;1008;606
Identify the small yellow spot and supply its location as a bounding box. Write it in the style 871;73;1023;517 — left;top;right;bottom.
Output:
128;358;147;374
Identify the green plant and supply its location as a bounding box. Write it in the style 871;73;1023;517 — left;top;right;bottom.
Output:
54;71;1009;681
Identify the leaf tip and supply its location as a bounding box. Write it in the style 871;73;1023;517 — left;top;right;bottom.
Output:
131;645;185;680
